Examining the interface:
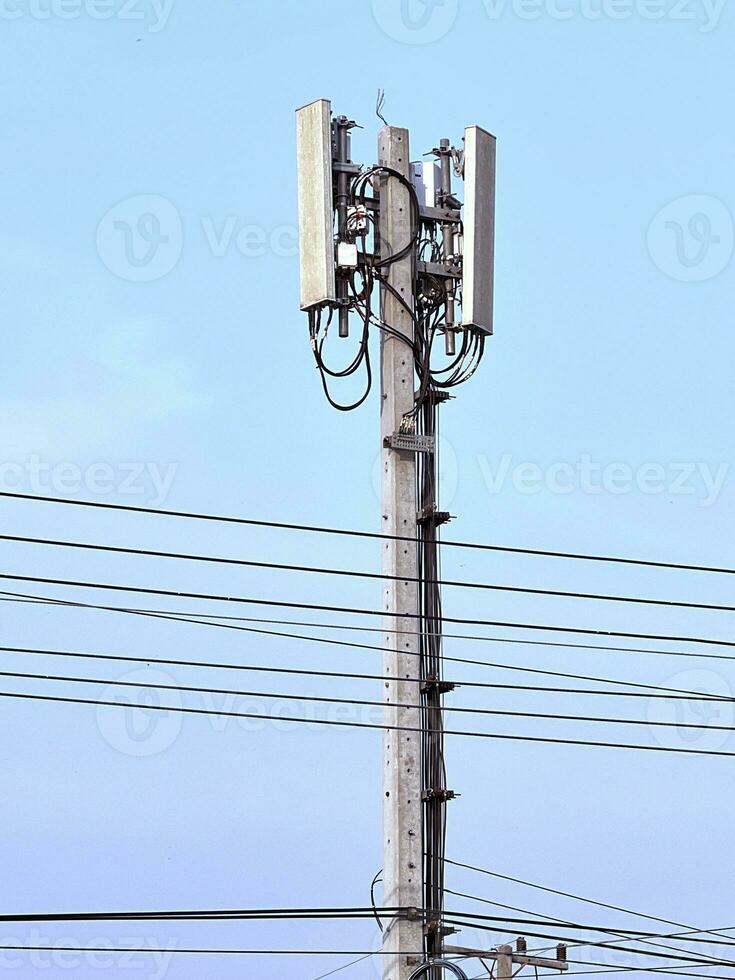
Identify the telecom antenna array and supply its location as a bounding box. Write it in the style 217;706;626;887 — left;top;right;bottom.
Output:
296;97;496;980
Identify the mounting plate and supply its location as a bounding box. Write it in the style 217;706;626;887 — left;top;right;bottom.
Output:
384;433;436;454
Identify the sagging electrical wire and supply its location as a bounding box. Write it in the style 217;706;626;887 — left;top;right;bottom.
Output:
5;491;733;578
2;584;733;701
6;531;735;616
10;590;735;666
2;689;734;756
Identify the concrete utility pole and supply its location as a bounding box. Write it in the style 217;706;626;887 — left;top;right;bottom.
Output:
379;124;424;980
296;98;498;980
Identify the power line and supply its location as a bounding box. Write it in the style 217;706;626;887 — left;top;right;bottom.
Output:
441;914;735;969
1;490;732;577
2;571;732;651
0;899;730;954
494;900;735;966
2;688;734;757
2;666;730;733
2;586;732;702
557;959;735;978
2;638;728;704
0;946;415;957
444;890;735;949
0;573;735;647
443;860;735;939
444;888;735;967
443;912;735;955
3;531;734;616
468;967;735;980
0;905;402;923
7;589;735;667
311;953;374;979
448;915;735;973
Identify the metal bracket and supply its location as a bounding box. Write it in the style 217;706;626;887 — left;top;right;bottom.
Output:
422;788;457;802
384;433;435;454
425;388;453;405
417;506;452;527
419;204;462;224
418;259;463;280
332;161;362;175
425;920;457;938
421;676;456;695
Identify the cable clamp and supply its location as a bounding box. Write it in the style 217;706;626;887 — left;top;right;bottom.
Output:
421;676;456;695
424;920;456;938
428;388;453;404
422;788;457;802
416;506;452;527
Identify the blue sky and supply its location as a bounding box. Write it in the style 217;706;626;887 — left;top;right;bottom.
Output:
0;1;734;978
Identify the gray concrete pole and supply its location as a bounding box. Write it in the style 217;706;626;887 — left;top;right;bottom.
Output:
378;124;424;980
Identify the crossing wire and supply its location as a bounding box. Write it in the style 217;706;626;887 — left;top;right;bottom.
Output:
2;531;734;615
443;859;735;939
1;666;731;733
444;888;735;967
2;638;729;703
1;572;734;652
1;688;734;757
441;914;735;968
7;590;735;665
1;586;732;701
